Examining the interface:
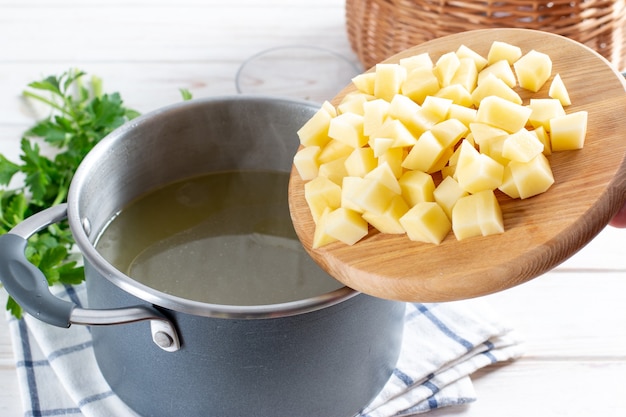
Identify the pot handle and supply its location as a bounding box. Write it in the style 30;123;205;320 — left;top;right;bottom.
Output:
0;204;180;352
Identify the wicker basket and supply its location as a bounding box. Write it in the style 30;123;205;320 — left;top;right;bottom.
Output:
346;0;626;71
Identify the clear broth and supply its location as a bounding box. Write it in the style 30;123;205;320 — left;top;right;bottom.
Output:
94;171;343;305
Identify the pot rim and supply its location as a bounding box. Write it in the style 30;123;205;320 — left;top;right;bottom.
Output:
67;95;359;319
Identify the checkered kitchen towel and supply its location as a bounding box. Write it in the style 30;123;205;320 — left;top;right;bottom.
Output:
6;284;524;417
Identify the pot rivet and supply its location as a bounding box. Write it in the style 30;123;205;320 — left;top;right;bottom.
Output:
154;331;174;348
81;217;92;236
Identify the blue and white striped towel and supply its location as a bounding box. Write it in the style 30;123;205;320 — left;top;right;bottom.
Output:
6;284;524;417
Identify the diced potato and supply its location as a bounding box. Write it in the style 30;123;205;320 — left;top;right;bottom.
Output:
337;92;371;115
514;49;552;92
304;176;342;224
530;126;552;156
498;165;520;199
478;60;517;88
448;104;477;128
344;147;377;177
293;145;320;180
341;176;366;213
312;207;338;249
528;98;566;131
434;51;461;86
421;96;453;121
318;156;348;185
479;134;509;166
402;130;446;172
328;112;367;148
318;139;353;164
456;44;489;71
487;41;522;65
387;94;422;129
351;72;376;95
469;122;508;149
471;73;523;106
475;95;532;133
508;153;555;199
297;104;334;147
431;118;468;148
399;52;433;73
549;73;571;106
399;202;451;244
371;137;394;158
363;98;390;136
398;170;436;206
433;176;468;219
452;190;503;240
435;84;473;107
364;162;402;194
377;147;405;179
374;63;407;101
401;67;440;104
324;208;369;246
455;141;504;194
348;177;398;215
405;107;441;136
371;118;418;148
501;129;544;163
550;111;588;151
362;195;409;234
449;57;478;93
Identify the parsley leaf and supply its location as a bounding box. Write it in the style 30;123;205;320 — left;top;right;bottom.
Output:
0;69;139;318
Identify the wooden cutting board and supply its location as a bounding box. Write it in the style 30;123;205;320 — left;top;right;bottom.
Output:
289;28;626;302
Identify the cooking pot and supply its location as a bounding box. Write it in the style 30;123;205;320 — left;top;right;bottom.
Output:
0;96;405;417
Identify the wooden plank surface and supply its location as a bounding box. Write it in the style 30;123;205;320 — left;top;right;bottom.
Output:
1;1;625;416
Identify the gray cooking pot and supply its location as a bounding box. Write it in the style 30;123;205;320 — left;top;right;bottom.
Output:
0;96;405;417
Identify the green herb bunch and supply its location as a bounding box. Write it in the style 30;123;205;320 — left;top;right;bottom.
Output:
0;69;140;318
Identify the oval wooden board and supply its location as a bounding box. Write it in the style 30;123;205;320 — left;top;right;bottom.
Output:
289;28;626;302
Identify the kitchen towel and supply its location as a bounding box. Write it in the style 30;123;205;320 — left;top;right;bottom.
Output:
6;283;524;417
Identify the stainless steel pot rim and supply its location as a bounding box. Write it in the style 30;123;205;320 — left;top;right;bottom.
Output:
67;95;360;319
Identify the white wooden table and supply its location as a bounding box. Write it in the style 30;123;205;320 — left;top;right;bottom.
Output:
1;1;625;416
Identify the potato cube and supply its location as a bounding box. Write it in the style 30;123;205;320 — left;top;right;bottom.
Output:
430;118;468;148
498;164;520;199
388;94;421;123
377;147;405;178
371;137;394;158
297;104;334;147
469;122;509;149
448;104;477;128
435;84;473;107
514;49;552;92
401;67;440;105
399;52;434;73
364;162;401;194
452;190;503;240
456;44;488;71
325;208;369;246
475;95;532;133
449;57;478;92
399;170;436;206
312;208;338;249
374;63;407;101
528;98;566;131
400;202;451;244
421;96;453;121
352;72;376;95
362;195;409;234
487;41;522;65
549;73;571;106
345;147;377;177
434;51;461;86
371;118;418;148
341;176;366;213
293;145;320;180
318;139;353;164
550;111;588;151
455;141;504;193
348;177;398;215
337;92;371;115
433;175;468;219
471;73;523;106
509;153;554;199
402;130;446;172
478;59;517;88
502;128;544;163
328;112;367;148
363;98;390;136
318;156;348;185
304;176;342;224
530;126;552;155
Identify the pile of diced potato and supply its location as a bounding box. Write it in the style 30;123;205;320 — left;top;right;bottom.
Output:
294;41;588;248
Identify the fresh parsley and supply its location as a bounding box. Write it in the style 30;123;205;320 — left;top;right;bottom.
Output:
0;69;140;318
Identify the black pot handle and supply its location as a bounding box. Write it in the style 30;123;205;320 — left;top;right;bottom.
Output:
0;204;180;352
